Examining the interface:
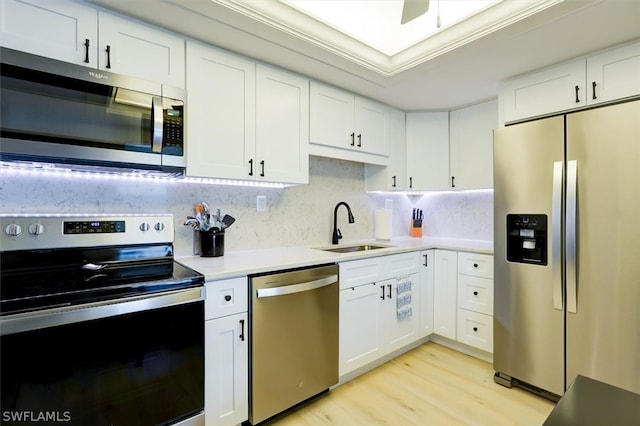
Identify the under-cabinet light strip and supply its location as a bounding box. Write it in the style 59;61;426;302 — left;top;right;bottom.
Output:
1;162;290;188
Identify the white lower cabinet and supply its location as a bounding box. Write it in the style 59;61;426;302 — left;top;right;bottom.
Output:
455;252;494;353
433;250;458;340
419;250;435;338
205;277;248;426
339;252;420;376
339;282;382;375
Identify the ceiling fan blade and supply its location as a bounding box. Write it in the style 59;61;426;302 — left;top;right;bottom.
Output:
401;0;430;24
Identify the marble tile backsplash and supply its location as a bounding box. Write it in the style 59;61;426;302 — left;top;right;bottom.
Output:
0;156;493;256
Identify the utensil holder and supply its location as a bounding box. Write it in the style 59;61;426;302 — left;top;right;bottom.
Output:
200;230;225;257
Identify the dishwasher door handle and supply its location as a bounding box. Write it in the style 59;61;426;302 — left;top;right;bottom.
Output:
256;275;338;298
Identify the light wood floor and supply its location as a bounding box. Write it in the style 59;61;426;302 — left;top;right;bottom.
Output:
265;342;555;425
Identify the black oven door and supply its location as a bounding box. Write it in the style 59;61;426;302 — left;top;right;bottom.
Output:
1;288;204;426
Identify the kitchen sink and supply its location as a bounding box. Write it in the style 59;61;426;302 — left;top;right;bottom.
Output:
318;244;391;253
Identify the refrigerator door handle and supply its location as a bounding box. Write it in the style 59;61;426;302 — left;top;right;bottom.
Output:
552;161;563;311
566;160;578;314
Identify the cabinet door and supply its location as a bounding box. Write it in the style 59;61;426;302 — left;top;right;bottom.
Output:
0;0;97;66
587;40;640;105
98;11;185;87
433;250;457;340
205;312;249;426
419;250;435;338
449;99;498;190
354;97;389;156
502;59;585;123
186;41;256;180
380;274;420;354
406;112;449;190
255;64;309;184
339;283;381;376
309;81;354;150
364;107;406;191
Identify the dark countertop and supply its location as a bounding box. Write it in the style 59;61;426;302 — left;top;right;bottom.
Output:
543;375;640;426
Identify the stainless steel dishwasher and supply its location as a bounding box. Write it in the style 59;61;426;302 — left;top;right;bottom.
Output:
249;264;339;425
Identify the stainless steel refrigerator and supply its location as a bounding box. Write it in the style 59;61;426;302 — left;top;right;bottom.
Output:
493;99;640;398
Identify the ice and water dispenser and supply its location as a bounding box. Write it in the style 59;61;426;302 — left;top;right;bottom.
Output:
506;214;548;265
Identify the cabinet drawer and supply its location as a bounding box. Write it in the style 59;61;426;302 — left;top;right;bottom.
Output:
385;252;420;278
458;252;493;279
457;275;494;315
456;309;493;353
339;257;379;289
205;277;248;320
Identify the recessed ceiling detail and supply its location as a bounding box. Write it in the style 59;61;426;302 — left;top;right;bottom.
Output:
217;0;563;76
283;0;497;56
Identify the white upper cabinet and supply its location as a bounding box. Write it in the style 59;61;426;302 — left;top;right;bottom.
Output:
405;112;450;191
97;12;185;87
502;40;640;123
186;42;309;184
1;0;98;65
364;107;406;191
186;41;256;180
586;40;640;105
310;81;389;163
255;64;309;185
449;99;498;190
502;59;585;123
0;0;185;87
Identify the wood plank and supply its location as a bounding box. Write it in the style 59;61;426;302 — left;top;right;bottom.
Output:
264;342;555;425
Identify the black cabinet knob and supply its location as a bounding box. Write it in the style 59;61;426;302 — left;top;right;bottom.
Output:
473;263;478;268
473;291;478;296
224;295;232;302
473;327;478;332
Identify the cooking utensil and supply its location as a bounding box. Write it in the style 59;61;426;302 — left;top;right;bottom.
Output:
221;214;235;229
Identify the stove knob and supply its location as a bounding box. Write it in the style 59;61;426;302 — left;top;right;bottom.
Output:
28;223;45;236
5;223;23;237
139;222;150;232
154;222;165;231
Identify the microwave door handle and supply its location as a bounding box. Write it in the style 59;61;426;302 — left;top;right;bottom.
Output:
151;96;163;153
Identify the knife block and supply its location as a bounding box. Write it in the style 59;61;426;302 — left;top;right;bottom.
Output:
410;220;423;238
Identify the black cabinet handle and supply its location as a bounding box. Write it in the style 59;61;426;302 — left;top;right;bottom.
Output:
380;285;385;300
224;295;232;301
575;85;580;103
84;39;90;63
105;45;111;69
409;177;413;189
392;176;397;187
260;160;265;177
248;159;254;176
592;81;598;100
451;176;456;188
423;254;428;267
357;134;362;147
387;284;392;299
239;319;245;341
350;132;355;146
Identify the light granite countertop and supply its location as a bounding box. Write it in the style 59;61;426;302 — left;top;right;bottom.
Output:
177;237;493;282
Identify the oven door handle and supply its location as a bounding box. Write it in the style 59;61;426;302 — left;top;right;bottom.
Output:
0;287;204;336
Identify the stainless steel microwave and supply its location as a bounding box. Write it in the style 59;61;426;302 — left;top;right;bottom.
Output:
0;48;186;175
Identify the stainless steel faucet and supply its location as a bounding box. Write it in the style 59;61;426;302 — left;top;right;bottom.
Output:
332;202;355;244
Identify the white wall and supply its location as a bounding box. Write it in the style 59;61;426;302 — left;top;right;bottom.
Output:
0;156;493;256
